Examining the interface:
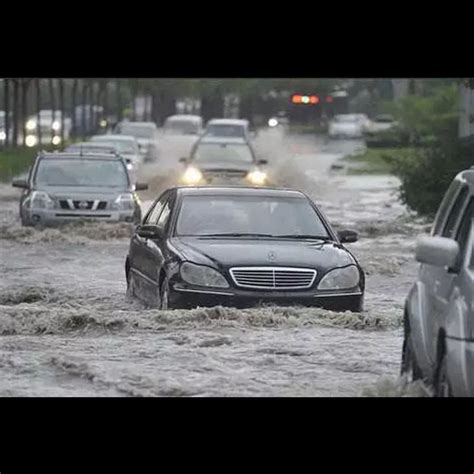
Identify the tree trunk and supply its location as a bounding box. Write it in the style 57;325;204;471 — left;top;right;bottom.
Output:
58;79;65;144
132;80;138;121
21;79;29;147
36;79;42;146
88;81;95;135
81;81;88;140
116;79;123;123
4;79;10;147
12;80;19;148
71;79;78;138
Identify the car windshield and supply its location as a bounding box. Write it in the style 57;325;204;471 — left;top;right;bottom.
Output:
119;124;155;138
34;158;129;187
92;138;136;154
164;120;200;135
192;143;254;163
206;124;245;138
334;115;358;123
176;195;330;238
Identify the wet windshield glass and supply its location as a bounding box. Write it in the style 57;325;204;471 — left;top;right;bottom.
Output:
34;158;129;187
119;124;155;138
176;195;330;237
164;120;199;135
192;143;253;163
92;139;136;154
206;124;245;138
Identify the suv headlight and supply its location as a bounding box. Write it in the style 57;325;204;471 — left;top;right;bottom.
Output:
180;262;229;288
113;193;135;211
52;121;61;131
247;169;267;185
318;265;360;290
182;166;202;185
26;119;37;131
29;191;55;209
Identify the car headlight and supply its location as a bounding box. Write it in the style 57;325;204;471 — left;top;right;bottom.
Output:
0;131;6;140
180;262;229;288
52;121;61;131
112;194;135;211
29;191;55;210
26;120;36;131
268;118;278;127
318;265;360;290
51;136;61;146
25;135;38;147
247;169;267;186
182;166;202;185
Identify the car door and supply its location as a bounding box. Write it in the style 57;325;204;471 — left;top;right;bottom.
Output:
129;191;169;286
140;192;175;286
426;185;470;362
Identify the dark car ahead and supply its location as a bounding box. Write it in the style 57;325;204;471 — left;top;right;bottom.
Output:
12;152;147;226
125;186;364;311
179;136;269;186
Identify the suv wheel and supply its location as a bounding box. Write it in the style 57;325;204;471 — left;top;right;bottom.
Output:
434;353;453;397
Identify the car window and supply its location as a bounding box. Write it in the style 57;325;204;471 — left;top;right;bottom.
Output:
433;180;461;235
442;185;468;238
145;193;168;225
455;198;474;267
192;143;254;163
157;202;171;230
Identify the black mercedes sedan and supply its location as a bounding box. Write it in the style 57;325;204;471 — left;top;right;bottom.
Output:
125;186;364;312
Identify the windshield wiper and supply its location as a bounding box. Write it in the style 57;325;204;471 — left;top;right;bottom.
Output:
198;233;278;238
275;234;332;241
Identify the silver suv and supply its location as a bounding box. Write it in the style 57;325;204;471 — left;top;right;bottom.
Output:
402;169;474;396
12;152;148;227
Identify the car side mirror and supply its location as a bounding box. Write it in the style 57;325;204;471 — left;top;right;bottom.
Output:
338;229;358;243
135;182;149;191
137;224;163;240
415;235;460;269
12;178;28;189
257;159;268;166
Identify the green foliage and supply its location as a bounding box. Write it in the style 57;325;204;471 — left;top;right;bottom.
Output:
0;148;37;182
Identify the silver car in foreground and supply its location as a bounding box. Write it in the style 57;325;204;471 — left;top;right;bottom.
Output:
402;169;474;396
12;152;148;226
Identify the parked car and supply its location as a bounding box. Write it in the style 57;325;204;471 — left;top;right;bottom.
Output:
12;152;147;226
125;186;364;311
90;134;142;170
364;114;399;147
179;136;269;186
204;119;255;141
24;110;72;147
328;114;364;139
115;121;159;162
401;168;474;396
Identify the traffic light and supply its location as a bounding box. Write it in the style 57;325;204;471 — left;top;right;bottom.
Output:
291;94;320;105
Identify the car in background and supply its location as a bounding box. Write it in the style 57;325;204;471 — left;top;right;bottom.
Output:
24;110;72;147
179;136;269;186
328;114;364;139
12;152;147;227
90;134;142;170
72;105;106;136
125;186;363;311
401;169;474;397
0;111;8;146
115;121;158;162
204;119;255;141
363;114;399;146
159;114;204;160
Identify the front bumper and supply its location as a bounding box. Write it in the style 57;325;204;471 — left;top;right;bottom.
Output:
23;208;136;226
171;283;363;311
446;337;474;397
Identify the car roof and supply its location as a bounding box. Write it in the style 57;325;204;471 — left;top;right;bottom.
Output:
166;115;202;122
37;152;123;161
207;119;248;126
198;136;249;145
457;169;474;188
120;121;156;128
173;186;307;198
92;134;136;142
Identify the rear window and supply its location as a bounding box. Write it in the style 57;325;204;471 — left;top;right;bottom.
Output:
205;124;245;138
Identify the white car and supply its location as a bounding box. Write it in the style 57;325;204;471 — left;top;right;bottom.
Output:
204;118;255;141
115;121;159;162
24;110;72;147
90;134;142;170
328;114;364;139
160;115;204;160
364;114;397;134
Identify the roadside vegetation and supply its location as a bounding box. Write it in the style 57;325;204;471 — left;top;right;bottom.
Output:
0;148;36;182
